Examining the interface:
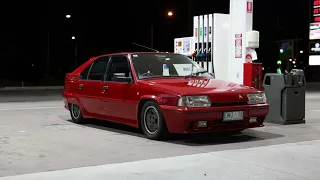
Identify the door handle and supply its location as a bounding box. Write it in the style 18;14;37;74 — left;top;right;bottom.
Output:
103;86;108;90
79;84;84;89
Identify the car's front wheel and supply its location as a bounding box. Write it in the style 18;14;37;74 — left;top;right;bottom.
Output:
70;104;86;124
140;101;169;140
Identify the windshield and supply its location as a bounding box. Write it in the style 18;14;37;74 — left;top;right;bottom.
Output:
130;53;213;79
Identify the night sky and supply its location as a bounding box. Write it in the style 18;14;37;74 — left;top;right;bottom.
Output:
0;0;311;86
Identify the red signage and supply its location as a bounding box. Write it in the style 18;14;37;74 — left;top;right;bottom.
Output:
247;1;253;13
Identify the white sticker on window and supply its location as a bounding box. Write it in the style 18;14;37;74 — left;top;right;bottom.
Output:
132;55;138;57
173;64;193;76
163;64;169;76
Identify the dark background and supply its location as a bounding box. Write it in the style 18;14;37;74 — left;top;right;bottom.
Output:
0;0;314;86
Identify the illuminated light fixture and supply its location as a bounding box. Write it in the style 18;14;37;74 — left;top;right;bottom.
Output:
277;60;282;65
300;50;303;53
168;11;173;16
289;59;292;61
66;14;71;18
280;49;284;53
71;36;75;39
309;55;320;65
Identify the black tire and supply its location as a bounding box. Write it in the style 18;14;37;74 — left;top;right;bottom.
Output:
140;101;169;140
70;104;86;124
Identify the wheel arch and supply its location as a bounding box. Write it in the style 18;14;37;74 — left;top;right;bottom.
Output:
137;95;162;128
66;96;88;117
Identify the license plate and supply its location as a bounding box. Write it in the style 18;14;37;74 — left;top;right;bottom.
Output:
223;111;243;121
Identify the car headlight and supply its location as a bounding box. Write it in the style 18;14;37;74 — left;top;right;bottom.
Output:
247;92;267;104
178;95;211;107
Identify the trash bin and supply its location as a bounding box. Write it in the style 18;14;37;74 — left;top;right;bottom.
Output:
262;70;306;124
290;69;306;87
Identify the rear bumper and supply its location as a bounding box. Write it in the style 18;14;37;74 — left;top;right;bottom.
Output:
62;92;69;110
160;104;269;134
62;91;79;110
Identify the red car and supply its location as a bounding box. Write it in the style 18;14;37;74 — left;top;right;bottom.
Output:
62;52;269;140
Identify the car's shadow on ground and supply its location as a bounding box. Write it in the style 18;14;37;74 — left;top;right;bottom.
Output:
69;119;284;146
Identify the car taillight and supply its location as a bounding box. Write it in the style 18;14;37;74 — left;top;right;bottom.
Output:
65;73;80;91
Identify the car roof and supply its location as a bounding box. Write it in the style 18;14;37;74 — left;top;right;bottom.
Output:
92;52;178;59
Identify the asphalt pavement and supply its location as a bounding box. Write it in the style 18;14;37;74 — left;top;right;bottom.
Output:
0;86;319;179
0;89;63;102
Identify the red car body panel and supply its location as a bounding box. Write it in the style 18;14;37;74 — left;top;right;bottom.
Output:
63;52;269;134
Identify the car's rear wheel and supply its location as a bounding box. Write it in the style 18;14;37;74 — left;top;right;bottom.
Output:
70;104;86;124
140;101;169;140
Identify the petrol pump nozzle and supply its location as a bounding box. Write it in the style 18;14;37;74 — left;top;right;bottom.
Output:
192;51;197;57
206;48;211;57
196;49;201;57
200;49;206;57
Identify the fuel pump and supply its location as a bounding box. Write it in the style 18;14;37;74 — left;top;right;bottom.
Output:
243;31;263;90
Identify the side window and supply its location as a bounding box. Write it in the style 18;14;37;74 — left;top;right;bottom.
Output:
106;56;131;82
80;64;92;80
87;56;110;81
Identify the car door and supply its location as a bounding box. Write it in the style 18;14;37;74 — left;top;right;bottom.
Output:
100;55;137;123
77;56;110;115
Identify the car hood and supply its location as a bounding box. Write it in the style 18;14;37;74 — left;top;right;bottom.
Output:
139;77;259;101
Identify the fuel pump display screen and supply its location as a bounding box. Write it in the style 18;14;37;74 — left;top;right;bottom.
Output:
311;0;320;23
310;0;320;39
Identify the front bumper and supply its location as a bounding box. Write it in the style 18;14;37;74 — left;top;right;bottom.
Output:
160;104;269;134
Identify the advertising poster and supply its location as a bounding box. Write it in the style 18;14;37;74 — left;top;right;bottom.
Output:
310;22;320;40
235;34;242;58
183;38;190;53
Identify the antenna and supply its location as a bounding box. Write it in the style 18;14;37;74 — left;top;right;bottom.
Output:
132;43;159;52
